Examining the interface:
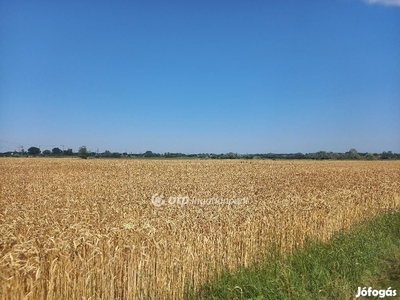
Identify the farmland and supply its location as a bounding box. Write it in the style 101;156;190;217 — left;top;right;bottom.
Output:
0;158;399;299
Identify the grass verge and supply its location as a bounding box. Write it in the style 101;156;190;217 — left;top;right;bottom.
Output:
186;210;400;300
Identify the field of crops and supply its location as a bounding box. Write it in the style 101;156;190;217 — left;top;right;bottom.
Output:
1;158;399;299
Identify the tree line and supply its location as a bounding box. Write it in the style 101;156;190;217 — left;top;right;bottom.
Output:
1;146;399;160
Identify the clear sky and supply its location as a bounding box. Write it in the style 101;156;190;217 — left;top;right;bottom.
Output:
1;0;399;154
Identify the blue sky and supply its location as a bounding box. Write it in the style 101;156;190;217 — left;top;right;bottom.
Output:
1;0;399;154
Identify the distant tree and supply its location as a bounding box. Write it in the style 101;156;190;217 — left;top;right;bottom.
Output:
346;148;360;160
330;152;342;160
63;148;74;156
222;152;238;159
197;153;209;159
111;152;121;158
265;153;277;159
103;150;111;157
28;146;41;155
144;150;154;157
78;146;89;159
52;147;63;155
380;151;394;160
42;150;51;156
314;151;331;160
365;153;375;160
164;152;184;158
293;152;305;159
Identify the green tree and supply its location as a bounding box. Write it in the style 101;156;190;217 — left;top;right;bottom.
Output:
28;146;41;155
380;151;394;160
52;147;63;155
365;153;375;160
111;152;121;158
315;151;331;160
42;150;51;156
63;148;74;156
144;150;154;157
347;148;360;160
78;146;89;159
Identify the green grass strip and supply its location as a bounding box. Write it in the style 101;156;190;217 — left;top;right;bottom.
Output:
186;210;400;300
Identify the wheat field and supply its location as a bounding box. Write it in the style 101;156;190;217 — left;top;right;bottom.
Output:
0;158;399;299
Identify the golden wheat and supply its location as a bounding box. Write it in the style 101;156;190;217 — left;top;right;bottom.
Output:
0;158;399;299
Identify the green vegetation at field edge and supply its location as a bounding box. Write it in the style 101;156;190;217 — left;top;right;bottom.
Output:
186;210;400;300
